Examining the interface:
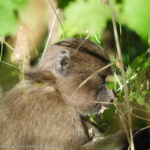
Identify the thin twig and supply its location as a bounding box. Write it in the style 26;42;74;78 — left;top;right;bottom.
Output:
94;101;114;105
72;63;114;96
109;1;134;149
28;31;38;56
71;33;90;56
47;0;64;30
41;9;58;61
114;72;122;89
134;125;150;137
114;99;130;142
117;73;137;91
0;39;15;51
132;106;150;114
0;60;19;70
0;41;3;61
131;113;150;122
4;41;15;51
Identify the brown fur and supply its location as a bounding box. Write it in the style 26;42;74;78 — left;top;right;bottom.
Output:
0;38;112;150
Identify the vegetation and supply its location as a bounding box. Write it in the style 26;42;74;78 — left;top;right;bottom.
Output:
0;0;149;149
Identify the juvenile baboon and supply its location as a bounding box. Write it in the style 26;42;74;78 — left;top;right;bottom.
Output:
0;38;150;150
0;38;113;150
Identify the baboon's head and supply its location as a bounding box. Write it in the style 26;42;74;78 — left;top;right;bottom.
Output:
39;38;113;115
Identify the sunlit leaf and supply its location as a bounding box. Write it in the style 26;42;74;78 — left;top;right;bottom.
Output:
62;0;110;36
122;0;150;39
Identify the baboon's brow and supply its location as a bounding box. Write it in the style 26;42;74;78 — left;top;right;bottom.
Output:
55;41;109;63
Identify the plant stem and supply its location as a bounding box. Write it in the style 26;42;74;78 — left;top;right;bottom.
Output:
0;41;3;61
109;1;134;150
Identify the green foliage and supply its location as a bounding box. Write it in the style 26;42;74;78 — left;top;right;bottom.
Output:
59;0;150;45
127;50;150;109
0;63;19;91
59;0;110;38
89;105;116;134
101;105;116;121
0;0;28;37
90;50;150;130
57;0;75;9
112;50;150;109
120;0;150;39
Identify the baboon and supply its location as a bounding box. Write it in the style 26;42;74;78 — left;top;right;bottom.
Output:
0;38;150;150
0;38;113;150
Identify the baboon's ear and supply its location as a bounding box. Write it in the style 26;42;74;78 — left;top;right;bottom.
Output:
55;49;72;77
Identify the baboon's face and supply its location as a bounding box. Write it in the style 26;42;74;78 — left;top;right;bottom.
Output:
39;39;113;115
58;71;113;115
53;39;113;115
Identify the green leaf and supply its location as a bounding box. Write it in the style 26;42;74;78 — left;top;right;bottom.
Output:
122;0;150;39
0;6;17;37
101;105;116;121
11;0;28;11
57;0;76;9
0;0;28;37
62;0;110;36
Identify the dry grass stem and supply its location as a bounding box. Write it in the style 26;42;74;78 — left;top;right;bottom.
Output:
132;106;150;114
72;63;114;96
0;39;15;52
131;113;150;122
0;40;3;61
41;9;58;61
134;125;150;137
114;72;122;89
4;41;15;51
27;31;38;56
0;61;19;70
109;1;134;149
114;101;130;142
71;33;90;56
47;0;64;30
94;101;114;105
